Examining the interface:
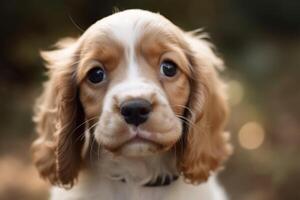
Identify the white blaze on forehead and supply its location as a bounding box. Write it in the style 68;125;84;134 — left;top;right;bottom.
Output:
99;9;160;47
101;11;160;97
91;9;168;80
88;10;171;109
83;9;171;81
100;10;158;79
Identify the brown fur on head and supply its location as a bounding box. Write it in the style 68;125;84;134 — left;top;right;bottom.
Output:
32;38;85;187
177;33;232;184
31;9;231;188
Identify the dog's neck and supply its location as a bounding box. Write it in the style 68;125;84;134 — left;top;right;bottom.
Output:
86;148;179;186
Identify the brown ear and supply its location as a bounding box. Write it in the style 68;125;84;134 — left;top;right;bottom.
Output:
177;33;232;184
32;38;85;187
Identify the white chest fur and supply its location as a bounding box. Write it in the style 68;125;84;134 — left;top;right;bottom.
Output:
50;151;227;200
51;176;227;200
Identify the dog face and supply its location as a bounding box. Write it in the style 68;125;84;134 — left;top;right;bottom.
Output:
78;11;191;156
32;9;231;187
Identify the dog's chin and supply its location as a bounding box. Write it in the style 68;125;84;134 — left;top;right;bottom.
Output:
116;137;165;157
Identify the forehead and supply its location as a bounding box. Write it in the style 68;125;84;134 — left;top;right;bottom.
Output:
82;10;184;51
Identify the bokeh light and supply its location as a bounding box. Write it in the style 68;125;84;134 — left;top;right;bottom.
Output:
238;121;265;150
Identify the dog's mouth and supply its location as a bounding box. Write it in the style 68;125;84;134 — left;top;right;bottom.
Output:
122;135;162;152
124;135;159;146
107;127;176;157
96;115;182;157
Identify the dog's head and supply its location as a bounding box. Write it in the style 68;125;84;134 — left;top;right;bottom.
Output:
32;9;231;187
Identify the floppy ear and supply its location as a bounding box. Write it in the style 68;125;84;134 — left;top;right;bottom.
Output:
32;38;85;187
178;33;232;184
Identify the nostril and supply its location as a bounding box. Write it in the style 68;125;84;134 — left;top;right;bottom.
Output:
120;99;152;126
139;107;151;116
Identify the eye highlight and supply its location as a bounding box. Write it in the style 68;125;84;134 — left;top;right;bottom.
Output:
87;67;106;84
160;60;177;77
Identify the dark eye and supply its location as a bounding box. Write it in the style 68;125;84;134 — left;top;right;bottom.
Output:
87;67;106;84
160;60;177;77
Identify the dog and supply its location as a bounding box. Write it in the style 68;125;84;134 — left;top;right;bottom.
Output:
32;9;232;200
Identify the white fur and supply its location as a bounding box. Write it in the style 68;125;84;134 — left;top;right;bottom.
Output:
50;152;227;200
51;177;227;200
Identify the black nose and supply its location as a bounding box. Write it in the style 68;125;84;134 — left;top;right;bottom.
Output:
120;99;152;126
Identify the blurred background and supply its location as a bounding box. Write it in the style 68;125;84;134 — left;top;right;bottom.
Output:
0;0;299;199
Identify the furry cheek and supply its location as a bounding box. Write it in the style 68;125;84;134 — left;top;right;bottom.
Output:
162;72;191;116
79;82;106;121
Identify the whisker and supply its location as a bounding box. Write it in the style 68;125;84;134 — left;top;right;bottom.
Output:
171;104;195;119
56;116;100;158
89;132;97;169
67;12;84;33
97;139;101;163
85;122;102;167
72;116;99;142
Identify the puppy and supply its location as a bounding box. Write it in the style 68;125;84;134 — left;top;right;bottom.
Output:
32;9;231;200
